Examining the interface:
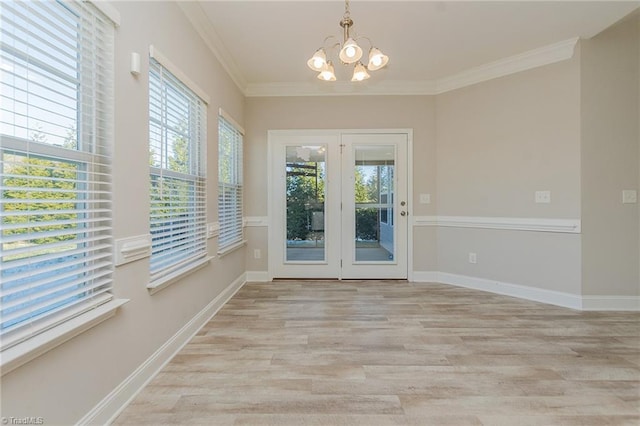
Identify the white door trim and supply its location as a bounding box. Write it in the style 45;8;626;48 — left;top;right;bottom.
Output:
267;129;414;281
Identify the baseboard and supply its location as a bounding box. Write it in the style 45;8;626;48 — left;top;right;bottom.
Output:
581;296;640;311
439;272;583;309
413;271;640;311
245;271;270;282
413;271;582;310
78;273;247;426
411;271;439;283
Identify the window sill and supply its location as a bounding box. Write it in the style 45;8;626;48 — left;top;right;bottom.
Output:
0;298;129;376
147;256;214;295
217;239;247;258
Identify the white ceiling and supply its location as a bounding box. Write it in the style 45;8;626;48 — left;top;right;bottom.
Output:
183;1;640;96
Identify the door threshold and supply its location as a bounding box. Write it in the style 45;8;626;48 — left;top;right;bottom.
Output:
271;277;408;282
340;278;409;282
272;278;340;281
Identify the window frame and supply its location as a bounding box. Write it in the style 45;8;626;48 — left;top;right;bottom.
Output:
217;110;245;254
147;46;210;293
0;0;124;375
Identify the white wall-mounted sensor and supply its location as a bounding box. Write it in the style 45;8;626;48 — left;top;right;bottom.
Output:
130;52;141;76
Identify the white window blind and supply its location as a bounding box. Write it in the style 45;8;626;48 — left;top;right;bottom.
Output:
0;1;115;350
149;57;207;283
218;113;243;250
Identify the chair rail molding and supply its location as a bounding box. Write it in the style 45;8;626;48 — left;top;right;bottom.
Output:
413;215;581;233
115;234;152;266
244;216;269;227
207;222;220;239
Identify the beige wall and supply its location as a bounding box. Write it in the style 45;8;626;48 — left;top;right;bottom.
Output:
437;228;582;293
244;95;438;272
0;2;245;424
434;56;583;294
436;58;581;218
580;13;640;297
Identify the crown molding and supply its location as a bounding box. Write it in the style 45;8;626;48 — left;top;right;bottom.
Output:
244;80;438;97
245;37;579;97
177;1;247;94
434;37;579;94
180;3;578;99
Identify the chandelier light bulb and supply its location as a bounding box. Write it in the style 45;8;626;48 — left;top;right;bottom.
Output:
345;46;356;58
351;62;370;82
367;47;389;71
339;38;363;64
307;48;327;72
320;72;333;81
317;61;336;81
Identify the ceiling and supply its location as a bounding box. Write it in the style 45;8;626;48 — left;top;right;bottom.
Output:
181;1;640;96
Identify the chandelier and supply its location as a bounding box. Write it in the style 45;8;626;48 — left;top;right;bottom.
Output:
307;0;389;82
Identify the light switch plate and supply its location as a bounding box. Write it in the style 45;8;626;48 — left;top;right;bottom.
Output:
419;193;431;204
535;190;551;204
622;189;637;204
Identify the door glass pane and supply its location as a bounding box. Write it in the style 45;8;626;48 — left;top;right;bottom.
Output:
286;145;326;262
354;145;395;262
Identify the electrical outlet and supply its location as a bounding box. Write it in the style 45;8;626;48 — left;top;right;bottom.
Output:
254;249;261;259
419;193;431;204
468;252;477;264
622;190;637;204
535;190;551;204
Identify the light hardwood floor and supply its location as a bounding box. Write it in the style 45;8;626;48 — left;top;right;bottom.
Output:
114;280;640;425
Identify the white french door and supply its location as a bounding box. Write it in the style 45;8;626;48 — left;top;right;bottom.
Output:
341;133;408;278
268;130;409;280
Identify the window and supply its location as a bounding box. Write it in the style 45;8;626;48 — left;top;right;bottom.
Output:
148;54;207;286
218;112;244;252
0;1;115;350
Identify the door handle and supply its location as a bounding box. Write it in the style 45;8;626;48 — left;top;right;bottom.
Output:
400;211;407;216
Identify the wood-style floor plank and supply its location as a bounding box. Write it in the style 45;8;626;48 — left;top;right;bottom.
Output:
114;281;640;425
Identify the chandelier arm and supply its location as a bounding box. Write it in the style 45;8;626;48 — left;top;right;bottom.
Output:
354;35;374;49
319;36;342;55
322;35;338;46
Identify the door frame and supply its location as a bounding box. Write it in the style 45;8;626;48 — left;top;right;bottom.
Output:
267;129;414;281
